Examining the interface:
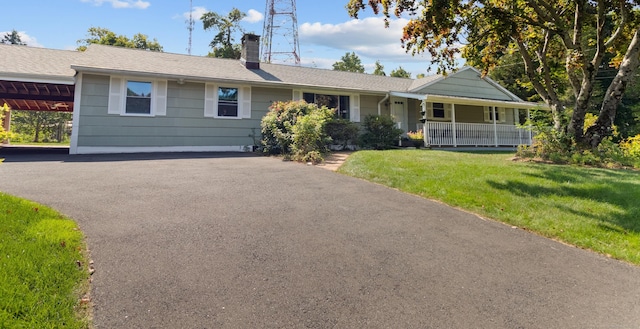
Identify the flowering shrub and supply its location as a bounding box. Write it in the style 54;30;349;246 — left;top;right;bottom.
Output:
261;100;336;163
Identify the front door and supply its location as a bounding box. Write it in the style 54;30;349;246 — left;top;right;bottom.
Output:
391;97;408;134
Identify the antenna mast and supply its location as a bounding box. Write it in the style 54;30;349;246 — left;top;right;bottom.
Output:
261;0;301;65
187;0;194;55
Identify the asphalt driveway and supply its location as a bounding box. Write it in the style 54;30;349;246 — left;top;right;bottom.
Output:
1;150;639;328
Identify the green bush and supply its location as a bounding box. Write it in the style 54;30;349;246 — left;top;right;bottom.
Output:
291;107;334;163
261;100;315;155
324;118;360;150
261;100;337;163
359;115;403;150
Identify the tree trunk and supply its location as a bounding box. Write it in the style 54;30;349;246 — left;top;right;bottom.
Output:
585;27;640;148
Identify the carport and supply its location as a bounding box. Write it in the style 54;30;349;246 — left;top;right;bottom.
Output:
0;45;80;148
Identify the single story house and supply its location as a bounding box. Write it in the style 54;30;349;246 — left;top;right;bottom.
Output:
0;34;539;154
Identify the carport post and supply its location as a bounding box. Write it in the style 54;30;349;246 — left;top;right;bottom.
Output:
1;109;10;144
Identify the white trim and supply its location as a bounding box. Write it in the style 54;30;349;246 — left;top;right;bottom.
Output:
204;83;250;120
390;91;541;110
0;74;75;85
292;89;302;101
74;145;251;155
108;76;168;117
154;80;168;116
349;94;360;122
69;73;83;155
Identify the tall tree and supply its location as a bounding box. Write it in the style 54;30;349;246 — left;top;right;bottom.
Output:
1;30;26;45
202;8;246;59
333;52;365;73
11;110;72;143
373;60;386;75
347;0;640;148
390;66;411;78
77;27;163;51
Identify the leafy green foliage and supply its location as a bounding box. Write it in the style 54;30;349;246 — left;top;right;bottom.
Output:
0;193;90;328
324;119;360;150
347;0;640;148
373;60;386;76
332;52;365;73
0;104;11;142
359;115;403;150
1;30;26;45
77;27;162;51
261;100;314;155
202;8;246;59
11;110;71;143
291;107;335;163
390;66;411;78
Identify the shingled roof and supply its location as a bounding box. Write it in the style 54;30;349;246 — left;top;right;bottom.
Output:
0;44;80;83
69;44;416;94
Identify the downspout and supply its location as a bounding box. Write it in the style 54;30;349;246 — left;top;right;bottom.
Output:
378;93;389;115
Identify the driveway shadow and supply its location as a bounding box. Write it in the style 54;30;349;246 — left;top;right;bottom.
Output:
0;146;259;163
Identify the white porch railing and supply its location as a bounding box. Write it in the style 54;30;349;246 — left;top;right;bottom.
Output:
419;122;533;147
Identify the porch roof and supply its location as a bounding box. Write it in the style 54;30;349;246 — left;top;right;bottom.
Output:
389;92;543;110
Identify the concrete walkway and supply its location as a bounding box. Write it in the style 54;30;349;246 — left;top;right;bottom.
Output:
1;151;639;328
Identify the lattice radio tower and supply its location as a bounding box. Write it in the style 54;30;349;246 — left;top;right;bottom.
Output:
261;0;301;65
187;0;195;55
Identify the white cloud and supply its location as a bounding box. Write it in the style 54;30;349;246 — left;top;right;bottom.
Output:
0;31;43;47
175;6;208;21
242;9;264;23
299;17;428;63
81;0;150;9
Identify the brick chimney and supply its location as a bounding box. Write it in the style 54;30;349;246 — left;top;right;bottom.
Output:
241;34;260;69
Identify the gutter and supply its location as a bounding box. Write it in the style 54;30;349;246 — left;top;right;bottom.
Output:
378;93;389;115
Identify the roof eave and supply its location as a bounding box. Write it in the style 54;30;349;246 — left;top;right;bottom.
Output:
71;65;394;95
0;72;76;85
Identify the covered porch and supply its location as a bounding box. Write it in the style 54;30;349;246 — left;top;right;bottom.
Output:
390;92;540;148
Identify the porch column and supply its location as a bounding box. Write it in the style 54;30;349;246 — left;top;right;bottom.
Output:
422;101;429;147
527;108;532;145
1;109;10;145
492;106;498;147
451;103;457;147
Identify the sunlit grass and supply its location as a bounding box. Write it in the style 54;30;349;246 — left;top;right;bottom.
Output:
0;193;90;328
339;150;640;265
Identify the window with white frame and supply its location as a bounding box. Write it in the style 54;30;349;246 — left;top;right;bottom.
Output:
218;87;239;117
303;92;350;119
484;106;506;123
108;77;167;117
125;81;152;114
204;84;251;119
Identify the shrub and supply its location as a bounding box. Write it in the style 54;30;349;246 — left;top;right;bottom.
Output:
261;100;315;155
359;114;403;150
324;118;360;150
261;100;336;163
291;106;334;163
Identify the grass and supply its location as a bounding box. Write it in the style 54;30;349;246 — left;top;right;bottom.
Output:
0;193;91;328
338;150;640;265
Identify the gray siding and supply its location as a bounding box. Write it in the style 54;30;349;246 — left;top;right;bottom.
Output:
414;69;514;101
77;74;292;148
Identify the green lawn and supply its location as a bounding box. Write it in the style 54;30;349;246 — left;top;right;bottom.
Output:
0;193;91;328
338;150;640;265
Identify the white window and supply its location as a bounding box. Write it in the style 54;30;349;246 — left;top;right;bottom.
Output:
218;87;239;117
108;77;167;116
484;106;506;123
298;91;360;122
205;84;251;119
126;81;152;114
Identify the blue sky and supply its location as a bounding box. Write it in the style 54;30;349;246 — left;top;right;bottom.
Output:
1;0;444;77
